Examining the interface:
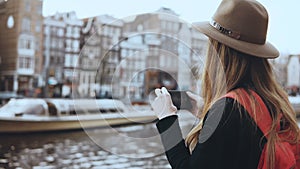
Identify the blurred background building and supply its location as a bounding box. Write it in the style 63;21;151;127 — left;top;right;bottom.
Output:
43;12;83;98
43;12;66;97
80;15;123;98
286;55;300;95
0;0;43;96
119;8;207;102
0;0;299;101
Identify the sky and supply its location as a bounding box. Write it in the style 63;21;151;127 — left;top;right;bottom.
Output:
43;0;300;55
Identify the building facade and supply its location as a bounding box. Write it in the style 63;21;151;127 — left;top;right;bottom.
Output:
43;12;82;97
0;3;211;100
287;55;300;92
96;15;123;98
0;0;43;96
43;13;66;97
80;17;101;97
117;35;148;102
63;12;83;87
79;15;123;98
271;54;288;88
121;7;208;101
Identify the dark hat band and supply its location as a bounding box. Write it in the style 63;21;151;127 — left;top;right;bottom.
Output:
210;20;241;40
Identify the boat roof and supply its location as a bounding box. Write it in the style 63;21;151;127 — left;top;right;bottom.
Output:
0;98;48;116
45;98;127;113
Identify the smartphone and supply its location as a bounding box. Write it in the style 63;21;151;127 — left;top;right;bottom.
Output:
168;90;193;110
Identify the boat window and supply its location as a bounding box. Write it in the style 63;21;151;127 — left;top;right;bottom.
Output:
109;109;117;113
76;110;86;115
88;110;100;114
60;111;67;115
47;102;58;116
70;109;86;115
70;110;76;115
99;109;108;113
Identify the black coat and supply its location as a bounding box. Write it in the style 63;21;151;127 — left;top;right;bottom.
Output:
156;97;266;169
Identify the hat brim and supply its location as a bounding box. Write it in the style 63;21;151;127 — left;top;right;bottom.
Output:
195;21;279;59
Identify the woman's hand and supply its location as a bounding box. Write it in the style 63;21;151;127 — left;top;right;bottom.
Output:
186;91;203;118
150;87;177;120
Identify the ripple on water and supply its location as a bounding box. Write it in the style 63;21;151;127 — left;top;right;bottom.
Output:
0;159;8;164
60;159;72;165
110;162;131;169
0;122;177;169
80;162;92;168
32;165;56;169
97;150;108;156
88;155;102;161
44;156;55;163
73;157;89;164
91;160;105;166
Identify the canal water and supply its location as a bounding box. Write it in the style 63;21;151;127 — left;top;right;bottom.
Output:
0;112;197;169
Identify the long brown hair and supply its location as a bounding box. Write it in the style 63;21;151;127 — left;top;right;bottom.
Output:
186;38;300;169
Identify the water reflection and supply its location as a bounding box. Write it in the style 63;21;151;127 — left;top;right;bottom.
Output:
0;112;196;169
0;126;168;169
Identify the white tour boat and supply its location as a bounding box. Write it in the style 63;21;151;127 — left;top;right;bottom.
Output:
0;98;156;133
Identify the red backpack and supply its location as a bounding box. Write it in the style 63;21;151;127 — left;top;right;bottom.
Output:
224;88;300;169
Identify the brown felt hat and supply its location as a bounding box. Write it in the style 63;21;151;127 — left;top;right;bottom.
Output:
196;0;279;58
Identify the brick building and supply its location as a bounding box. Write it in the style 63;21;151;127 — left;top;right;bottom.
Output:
0;0;43;96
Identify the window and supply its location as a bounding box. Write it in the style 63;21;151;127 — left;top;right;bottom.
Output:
64;69;72;79
19;56;33;69
73;27;80;38
44;26;50;34
20;57;26;68
22;18;31;32
72;40;79;52
25;0;31;12
57;28;64;37
35;20;41;32
55;68;62;80
25;40;31;49
59;56;64;64
26;57;32;68
36;3;42;15
35;39;40;52
50;55;55;65
65;54;71;67
19;38;33;50
66;39;72;51
51;27;57;35
61;40;65;49
51;38;57;48
66;26;72;37
72;55;78;67
65;54;78;67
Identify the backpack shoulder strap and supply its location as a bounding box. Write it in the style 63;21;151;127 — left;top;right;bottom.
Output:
224;88;272;138
224;89;298;169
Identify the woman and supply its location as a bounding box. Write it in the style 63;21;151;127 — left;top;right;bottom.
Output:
151;0;300;168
